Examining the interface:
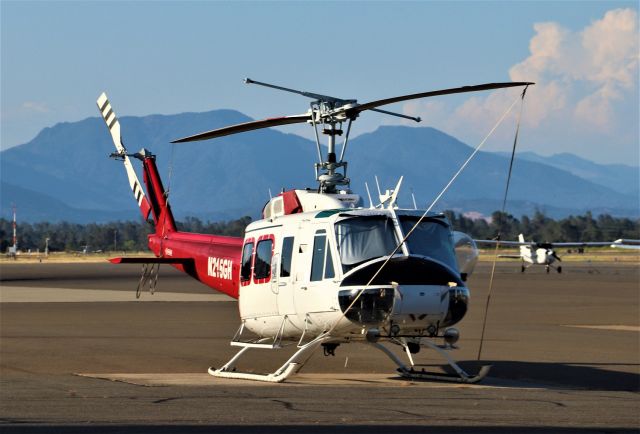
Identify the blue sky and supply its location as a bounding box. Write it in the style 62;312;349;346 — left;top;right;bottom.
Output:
1;1;638;165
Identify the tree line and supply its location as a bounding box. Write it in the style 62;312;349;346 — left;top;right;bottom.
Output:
1;212;637;253
0;216;251;253
444;211;638;243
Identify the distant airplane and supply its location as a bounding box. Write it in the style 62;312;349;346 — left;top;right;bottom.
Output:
476;234;621;273
611;239;640;250
75;245;103;255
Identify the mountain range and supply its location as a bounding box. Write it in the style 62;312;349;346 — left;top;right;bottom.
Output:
1;109;638;223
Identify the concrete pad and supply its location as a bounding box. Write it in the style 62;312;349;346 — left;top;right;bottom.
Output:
75;372;544;390
0;286;234;303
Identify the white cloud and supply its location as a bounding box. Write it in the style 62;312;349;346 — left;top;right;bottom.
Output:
401;8;639;162
21;101;50;113
579;8;638;87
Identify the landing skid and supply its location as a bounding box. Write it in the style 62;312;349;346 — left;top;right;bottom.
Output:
371;340;491;384
208;334;332;383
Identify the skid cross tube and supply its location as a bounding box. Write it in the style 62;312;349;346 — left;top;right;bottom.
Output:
209;334;333;383
370;340;491;384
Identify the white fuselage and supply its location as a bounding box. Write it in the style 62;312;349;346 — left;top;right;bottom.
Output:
238;191;473;342
520;245;557;265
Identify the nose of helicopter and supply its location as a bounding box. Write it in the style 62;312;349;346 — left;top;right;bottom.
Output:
337;255;469;333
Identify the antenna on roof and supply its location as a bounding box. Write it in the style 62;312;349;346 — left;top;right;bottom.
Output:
364;182;374;209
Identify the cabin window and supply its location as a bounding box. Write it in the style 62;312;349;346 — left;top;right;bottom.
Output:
240;242;254;282
254;239;273;280
311;229;334;281
281;236;294;277
335;216;398;272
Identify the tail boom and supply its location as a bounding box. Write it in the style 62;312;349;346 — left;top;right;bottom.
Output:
148;231;243;298
97;92;244;299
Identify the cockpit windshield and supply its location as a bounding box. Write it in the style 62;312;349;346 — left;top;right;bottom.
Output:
335;216;398;272
400;216;458;271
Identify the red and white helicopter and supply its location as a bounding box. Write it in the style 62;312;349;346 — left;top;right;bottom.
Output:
97;79;533;383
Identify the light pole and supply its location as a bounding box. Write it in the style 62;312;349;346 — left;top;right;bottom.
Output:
114;229;118;252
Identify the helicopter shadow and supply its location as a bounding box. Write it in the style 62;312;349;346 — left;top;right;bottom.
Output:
446;360;640;392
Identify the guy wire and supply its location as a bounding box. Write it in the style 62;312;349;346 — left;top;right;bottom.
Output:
477;86;529;361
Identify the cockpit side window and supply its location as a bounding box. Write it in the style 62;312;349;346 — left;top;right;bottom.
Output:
324;243;335;279
310;230;327;282
310;229;335;281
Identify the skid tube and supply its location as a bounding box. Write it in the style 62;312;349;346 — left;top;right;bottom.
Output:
208;334;333;383
371;340;491;384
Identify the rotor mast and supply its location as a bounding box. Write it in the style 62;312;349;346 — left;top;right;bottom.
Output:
245;78;357;193
311;99;350;194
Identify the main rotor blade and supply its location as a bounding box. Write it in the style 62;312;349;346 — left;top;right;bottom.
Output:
245;78;350;105
171;114;312;143
349;82;534;115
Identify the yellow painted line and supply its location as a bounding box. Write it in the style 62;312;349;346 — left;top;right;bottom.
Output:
562;325;640;332
0;286;234;303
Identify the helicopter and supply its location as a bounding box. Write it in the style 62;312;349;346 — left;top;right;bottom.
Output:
96;78;533;383
476;234;625;273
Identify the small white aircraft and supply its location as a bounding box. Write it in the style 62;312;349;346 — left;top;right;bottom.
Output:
476;234;628;273
611;239;640;250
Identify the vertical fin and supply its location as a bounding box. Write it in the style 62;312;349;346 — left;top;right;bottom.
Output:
518;234;529;256
96;92;151;220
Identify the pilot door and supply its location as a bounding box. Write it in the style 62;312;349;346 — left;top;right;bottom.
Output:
293;227;338;317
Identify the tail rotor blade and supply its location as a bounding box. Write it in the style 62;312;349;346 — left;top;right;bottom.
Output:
96;92;151;220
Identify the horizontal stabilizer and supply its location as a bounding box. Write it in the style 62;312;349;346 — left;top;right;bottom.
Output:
109;257;194;265
611;243;640;250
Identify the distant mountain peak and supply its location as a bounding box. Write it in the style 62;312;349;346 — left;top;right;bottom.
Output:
1;110;638;222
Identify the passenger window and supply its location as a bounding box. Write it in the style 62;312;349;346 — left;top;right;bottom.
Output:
281;237;294;278
240;242;254;281
254;239;273;280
